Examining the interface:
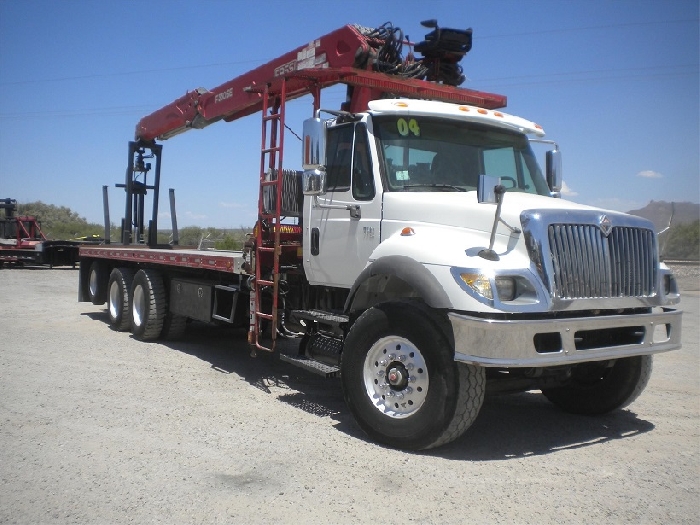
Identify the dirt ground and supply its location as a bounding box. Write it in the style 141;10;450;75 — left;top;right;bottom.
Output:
0;265;698;524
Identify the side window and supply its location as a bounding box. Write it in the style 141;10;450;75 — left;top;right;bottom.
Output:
352;124;375;200
325;124;353;192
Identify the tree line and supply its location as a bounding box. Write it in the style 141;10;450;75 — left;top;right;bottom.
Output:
11;201;251;250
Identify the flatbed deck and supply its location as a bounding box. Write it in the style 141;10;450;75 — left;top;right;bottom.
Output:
79;245;247;274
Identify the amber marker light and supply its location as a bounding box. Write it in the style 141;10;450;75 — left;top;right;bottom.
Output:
400;227;415;236
393;101;409;107
459;273;493;300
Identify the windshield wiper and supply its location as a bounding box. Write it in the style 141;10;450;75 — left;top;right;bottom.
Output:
401;184;467;192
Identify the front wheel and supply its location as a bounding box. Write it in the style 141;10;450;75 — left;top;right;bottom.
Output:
341;302;485;450
542;355;653;415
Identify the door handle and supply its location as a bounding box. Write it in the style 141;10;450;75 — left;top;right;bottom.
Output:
312;196;361;219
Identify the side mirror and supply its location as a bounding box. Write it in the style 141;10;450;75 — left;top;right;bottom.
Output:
303;167;327;196
546;148;562;196
477;174;501;204
302;117;326;170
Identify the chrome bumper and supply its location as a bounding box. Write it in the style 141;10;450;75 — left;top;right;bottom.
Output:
449;307;682;367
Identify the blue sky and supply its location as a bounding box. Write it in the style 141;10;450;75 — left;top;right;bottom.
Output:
0;0;698;229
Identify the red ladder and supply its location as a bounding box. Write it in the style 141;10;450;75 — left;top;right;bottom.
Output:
250;81;287;353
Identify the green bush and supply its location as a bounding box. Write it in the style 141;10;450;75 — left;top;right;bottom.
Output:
14;201;110;240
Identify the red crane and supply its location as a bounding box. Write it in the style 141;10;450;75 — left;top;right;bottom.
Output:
135;22;506;142
120;20;509;352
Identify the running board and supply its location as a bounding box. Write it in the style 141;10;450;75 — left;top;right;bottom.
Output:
279;354;340;378
291;309;349;327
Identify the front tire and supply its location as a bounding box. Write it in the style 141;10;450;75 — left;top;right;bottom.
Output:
130;269;166;341
341;302;485;450
542;355;653;415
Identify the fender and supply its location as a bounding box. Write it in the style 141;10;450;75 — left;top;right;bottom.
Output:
344;255;452;314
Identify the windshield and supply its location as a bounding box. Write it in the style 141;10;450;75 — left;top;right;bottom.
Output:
373;116;550;195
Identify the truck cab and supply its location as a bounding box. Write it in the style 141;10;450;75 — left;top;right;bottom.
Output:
295;97;681;449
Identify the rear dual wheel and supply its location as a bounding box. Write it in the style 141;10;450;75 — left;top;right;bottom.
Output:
107;268;185;340
108;267;134;331
88;261;108;305
130;269;167;341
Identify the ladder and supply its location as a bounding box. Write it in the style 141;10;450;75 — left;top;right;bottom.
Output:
250;81;287;354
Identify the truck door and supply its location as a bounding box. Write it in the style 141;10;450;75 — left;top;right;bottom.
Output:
304;122;381;288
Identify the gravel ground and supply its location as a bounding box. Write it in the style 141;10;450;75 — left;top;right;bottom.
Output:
0;266;698;524
667;262;700;292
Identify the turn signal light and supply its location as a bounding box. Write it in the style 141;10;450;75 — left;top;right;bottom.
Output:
459;273;493;300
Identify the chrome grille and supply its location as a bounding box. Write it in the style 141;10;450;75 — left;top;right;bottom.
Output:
547;224;656;299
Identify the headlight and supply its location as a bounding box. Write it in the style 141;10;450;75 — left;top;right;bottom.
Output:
458;273;517;301
495;277;516;301
452;267;544;308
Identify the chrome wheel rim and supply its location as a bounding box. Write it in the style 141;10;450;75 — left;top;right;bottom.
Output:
89;269;98;297
362;336;429;419
132;285;145;327
108;281;120;319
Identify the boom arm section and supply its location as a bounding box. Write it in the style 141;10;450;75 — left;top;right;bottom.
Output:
135;22;507;141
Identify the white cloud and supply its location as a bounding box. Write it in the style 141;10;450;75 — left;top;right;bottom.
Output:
185;211;207;220
219;201;244;209
636;170;663;179
560;180;578;197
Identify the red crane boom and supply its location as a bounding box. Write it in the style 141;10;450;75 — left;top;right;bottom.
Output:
135;23;507;142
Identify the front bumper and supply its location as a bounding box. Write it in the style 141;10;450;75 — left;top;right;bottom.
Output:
449;307;682;367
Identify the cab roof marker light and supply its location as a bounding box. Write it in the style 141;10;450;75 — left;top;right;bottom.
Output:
494;112;504;118
393;101;409;107
477;108;488;115
400;227;415;236
458;106;471;112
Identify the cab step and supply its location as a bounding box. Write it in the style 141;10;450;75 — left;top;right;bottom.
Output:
291;309;349;327
279;354;340;378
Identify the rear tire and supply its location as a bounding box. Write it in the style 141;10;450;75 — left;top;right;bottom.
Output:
107;268;134;331
341;302;485;450
88;261;108;305
542;355;653;415
130;269;166;341
161;313;187;340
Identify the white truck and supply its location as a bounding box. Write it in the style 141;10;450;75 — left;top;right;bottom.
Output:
79;20;682;450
